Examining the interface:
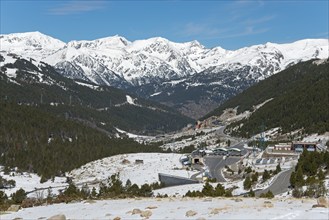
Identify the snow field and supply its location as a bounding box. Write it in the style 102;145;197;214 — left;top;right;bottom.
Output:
2;197;328;220
68;153;198;187
1;153;197;198
0;168;67;197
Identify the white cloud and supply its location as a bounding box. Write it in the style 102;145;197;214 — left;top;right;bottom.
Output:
175;1;272;41
181;23;222;37
49;0;106;15
218;26;270;39
179;21;269;40
242;15;275;26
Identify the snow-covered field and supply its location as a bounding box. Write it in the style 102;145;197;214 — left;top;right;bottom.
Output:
0;168;67;196
2;197;328;220
0;153;197;198
68;153;198;186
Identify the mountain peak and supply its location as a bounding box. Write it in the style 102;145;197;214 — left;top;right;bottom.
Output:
95;35;131;47
148;36;170;43
65;35;131;50
0;31;65;60
186;40;204;49
0;31;65;44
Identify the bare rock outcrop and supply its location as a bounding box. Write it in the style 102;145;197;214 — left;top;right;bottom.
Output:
47;214;66;220
7;205;20;212
140;210;152;218
185;210;197;217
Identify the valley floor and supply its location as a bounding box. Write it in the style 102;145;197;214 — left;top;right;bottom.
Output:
2;197;328;220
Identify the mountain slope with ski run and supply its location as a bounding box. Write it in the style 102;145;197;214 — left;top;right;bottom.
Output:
1;32;328;118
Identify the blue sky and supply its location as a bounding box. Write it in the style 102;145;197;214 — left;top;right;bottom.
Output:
1;0;328;50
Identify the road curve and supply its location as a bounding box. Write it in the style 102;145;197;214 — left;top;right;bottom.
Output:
204;156;240;182
255;168;293;196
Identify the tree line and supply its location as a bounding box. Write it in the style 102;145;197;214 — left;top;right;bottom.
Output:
290;150;329;198
0;101;164;180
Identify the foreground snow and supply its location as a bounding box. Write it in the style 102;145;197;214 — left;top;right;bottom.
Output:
2;197;328;219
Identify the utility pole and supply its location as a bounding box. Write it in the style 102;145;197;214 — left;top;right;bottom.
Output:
69;95;72;106
259;123;265;150
252;133;256;157
40;93;43;104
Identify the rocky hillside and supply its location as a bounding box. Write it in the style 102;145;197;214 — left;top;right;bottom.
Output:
204;59;329;137
0;52;193;135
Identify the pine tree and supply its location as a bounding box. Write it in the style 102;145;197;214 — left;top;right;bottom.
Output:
262;170;270;182
276;163;281;173
202;182;214;196
11;188;26;204
295;167;304;187
125;179;132;190
91;187;97;198
251;172;258;183
214;183;225;196
0;191;8;205
243;176;252;190
290;171;296;187
318;169;325;181
248;189;255;197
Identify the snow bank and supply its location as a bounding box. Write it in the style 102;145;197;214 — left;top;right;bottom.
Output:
2;197;328;220
126;95;137;105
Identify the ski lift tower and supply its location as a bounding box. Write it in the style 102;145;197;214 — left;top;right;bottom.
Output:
258;123;265;150
251;132;257;157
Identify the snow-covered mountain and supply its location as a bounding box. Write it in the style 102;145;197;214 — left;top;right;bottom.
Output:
1;32;328;118
0;32;65;60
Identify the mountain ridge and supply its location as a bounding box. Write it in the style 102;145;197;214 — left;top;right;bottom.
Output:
0;52;193;135
1;32;328;118
2;31;327;86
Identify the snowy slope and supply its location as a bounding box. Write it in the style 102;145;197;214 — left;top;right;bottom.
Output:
0;52;58;85
203;39;329;81
0;32;65;60
67;153;198;186
2;197;328;220
0;153;197;199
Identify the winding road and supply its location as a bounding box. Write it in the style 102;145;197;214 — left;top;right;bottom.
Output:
198;126;293;195
204;156;241;182
255;168;293;196
204;126;248;182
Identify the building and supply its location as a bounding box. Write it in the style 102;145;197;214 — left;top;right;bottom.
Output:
273;143;292;151
213;147;228;155
291;142;317;152
227;148;242;156
268;142;318;154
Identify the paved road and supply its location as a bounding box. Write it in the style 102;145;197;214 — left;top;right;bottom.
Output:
205;125;293;196
255;168;293;196
204;156;241;182
205;126;249;182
